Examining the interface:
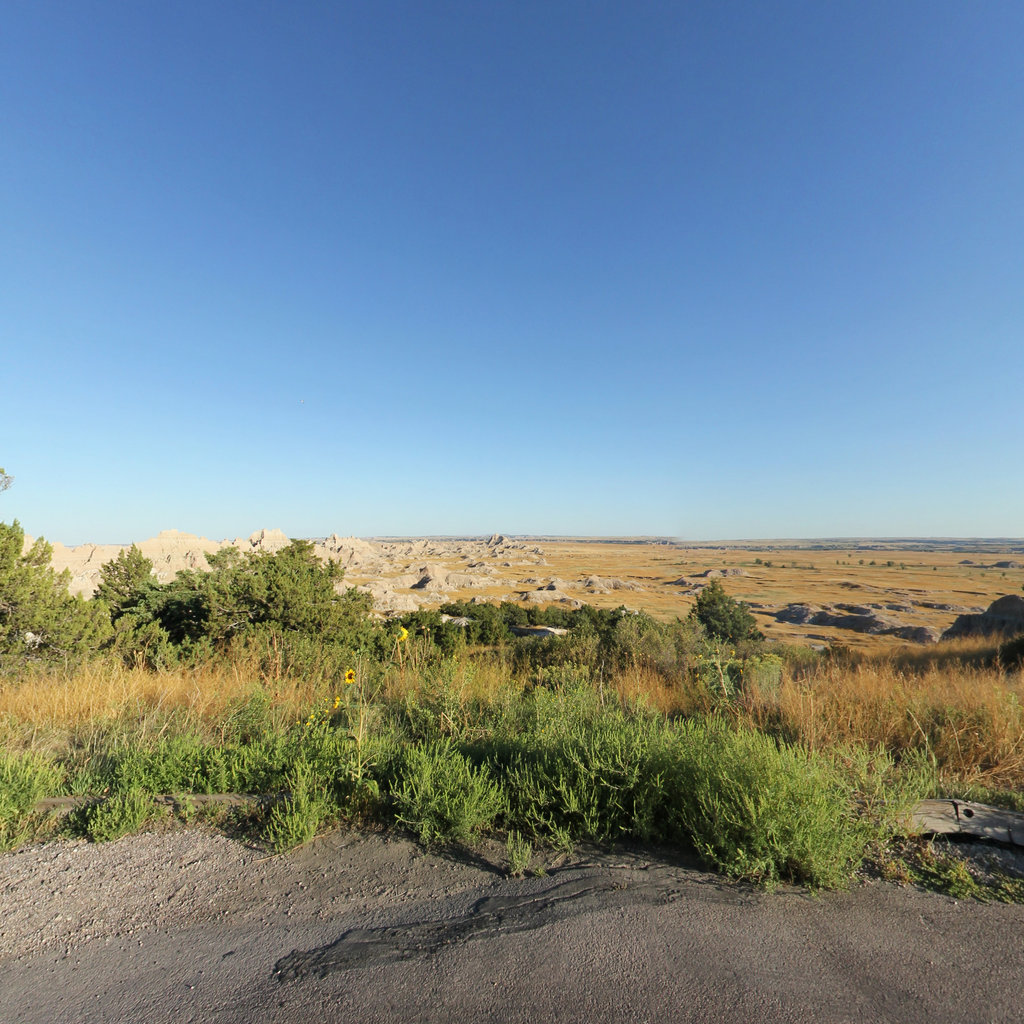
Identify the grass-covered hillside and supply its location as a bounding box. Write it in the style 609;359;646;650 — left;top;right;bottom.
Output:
2;521;1023;896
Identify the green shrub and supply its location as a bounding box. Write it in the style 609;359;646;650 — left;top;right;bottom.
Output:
670;723;870;889
261;760;333;852
393;739;506;845
106;733;292;796
72;790;158;842
0;520;112;671
95;545;157;621
691;580;762;643
0;752;63;850
496;713;669;844
92;539;378;666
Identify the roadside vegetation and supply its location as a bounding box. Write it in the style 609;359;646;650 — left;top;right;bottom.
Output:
1;518;1023;896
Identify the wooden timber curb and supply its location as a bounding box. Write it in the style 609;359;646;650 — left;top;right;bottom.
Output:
32;793;265;814
26;794;1024;849
910;799;1024;848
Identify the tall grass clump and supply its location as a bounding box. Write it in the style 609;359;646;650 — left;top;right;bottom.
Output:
744;655;1024;788
392;738;506;845
670;723;885;889
0;751;63;849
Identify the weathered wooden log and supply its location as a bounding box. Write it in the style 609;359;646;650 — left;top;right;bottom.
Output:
32;792;265;814
26;793;1024;850
911;799;1024;847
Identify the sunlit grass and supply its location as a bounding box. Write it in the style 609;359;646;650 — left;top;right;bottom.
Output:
1;632;1022;893
743;653;1024;788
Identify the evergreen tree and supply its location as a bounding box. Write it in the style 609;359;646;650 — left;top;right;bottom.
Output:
691;579;762;644
201;540;372;645
0;520;111;670
95;544;155;621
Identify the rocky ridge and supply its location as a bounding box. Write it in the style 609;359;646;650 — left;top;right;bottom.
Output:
34;529;554;611
942;595;1024;640
773;602;941;643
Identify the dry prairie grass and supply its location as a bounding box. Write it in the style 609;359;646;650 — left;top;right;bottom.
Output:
3;637;1022;788
0;657;321;753
609;663;689;716
375;650;516;705
737;648;1024;788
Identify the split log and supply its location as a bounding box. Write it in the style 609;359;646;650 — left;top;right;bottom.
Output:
33;792;264;813
911;799;1024;848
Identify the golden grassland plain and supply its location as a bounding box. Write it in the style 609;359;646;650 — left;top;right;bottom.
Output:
345;539;1024;652
2;538;1022;793
2;537;1023;900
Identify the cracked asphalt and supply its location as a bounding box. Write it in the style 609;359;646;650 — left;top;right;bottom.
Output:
2;828;1021;1023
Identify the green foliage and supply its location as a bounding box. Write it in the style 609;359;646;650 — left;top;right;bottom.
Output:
95;539;376;667
670;723;871;888
1;672;937;888
103;731;295;796
897;840;1024;904
95;546;189;668
0;751;63;850
71;790;159;842
693;642;738;701
692;646;785;704
393;739;506;845
106;612;179;669
737;652;784;692
691;580;762;643
261;759;333;852
95;544;155;620
95;550;184;669
0;520;111;671
606;610;679;671
0;559;972;890
505;830;533;877
496;706;673;844
203;541;371;646
0;750;63;813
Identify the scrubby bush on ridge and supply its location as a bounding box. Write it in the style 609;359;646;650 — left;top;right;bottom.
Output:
691;579;762;644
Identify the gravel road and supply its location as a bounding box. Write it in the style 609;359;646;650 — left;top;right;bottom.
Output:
2;827;1021;1023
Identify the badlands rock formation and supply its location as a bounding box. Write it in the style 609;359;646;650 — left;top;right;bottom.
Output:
36;529;550;611
38;529;223;596
774;603;940;643
942;595;1024;640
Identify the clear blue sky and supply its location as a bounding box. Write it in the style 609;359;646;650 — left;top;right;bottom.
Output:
2;2;1022;544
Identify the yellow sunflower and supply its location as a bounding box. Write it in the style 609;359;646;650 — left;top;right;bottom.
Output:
344;668;356;685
